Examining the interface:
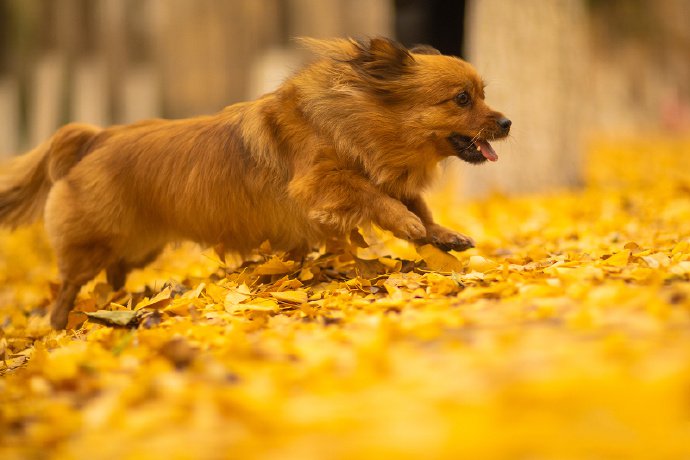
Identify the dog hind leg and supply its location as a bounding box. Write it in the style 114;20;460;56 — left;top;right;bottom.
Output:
51;243;113;329
105;247;164;291
105;260;128;291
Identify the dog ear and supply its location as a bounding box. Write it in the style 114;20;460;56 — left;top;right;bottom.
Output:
409;44;441;55
350;37;415;80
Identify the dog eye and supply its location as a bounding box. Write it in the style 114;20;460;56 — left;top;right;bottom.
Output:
455;91;471;107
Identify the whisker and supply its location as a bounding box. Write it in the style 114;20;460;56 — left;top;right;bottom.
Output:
470;128;486;145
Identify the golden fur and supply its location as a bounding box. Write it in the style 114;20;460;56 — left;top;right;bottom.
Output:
0;37;510;328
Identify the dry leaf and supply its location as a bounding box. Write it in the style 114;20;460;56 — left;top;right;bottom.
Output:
468;255;499;272
244;298;279;312
270;290;308;304
135;287;173;310
255;256;297;275
224;284;251;310
602;250;631;267
85;310;138;327
416;244;465;272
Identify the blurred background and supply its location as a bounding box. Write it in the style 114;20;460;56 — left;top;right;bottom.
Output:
0;0;689;195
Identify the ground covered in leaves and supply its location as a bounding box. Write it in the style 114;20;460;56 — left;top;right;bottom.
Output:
1;138;690;459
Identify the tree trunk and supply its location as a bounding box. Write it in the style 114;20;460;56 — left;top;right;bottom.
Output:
462;0;589;196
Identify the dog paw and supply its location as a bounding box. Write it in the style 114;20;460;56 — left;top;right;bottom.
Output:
426;225;474;252
392;213;427;241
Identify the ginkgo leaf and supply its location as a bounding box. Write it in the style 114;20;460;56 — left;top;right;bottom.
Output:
602;250;631;267
243;298;279;312
135;287;173;310
224;284;252;309
255;256;297;275
270;290;309;304
416;244;465;272
85;310;138;327
468;255;499;272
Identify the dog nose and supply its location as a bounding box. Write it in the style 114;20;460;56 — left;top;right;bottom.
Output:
496;117;512;131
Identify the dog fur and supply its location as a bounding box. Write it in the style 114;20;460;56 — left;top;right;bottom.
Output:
0;37;510;328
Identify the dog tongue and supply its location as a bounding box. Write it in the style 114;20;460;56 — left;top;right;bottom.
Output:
476;139;498;162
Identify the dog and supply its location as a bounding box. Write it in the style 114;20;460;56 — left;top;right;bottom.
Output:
0;37;511;329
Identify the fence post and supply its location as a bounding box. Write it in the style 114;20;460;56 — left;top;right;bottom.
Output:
72;57;108;126
0;77;19;156
28;53;65;148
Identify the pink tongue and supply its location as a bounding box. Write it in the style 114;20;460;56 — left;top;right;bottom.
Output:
476;139;498;162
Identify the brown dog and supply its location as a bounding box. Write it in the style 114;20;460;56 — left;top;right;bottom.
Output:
0;37;510;328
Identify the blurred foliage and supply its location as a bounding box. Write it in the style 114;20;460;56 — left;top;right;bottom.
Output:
1;138;690;458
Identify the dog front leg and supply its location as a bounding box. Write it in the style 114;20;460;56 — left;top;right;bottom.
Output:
289;168;426;241
404;195;474;252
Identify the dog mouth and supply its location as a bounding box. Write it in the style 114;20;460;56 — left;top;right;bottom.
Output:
447;134;499;164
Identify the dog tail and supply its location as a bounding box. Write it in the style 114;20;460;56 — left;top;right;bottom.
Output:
0;123;100;228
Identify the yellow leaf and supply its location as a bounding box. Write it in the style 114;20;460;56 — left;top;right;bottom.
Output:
468;255;499;273
258;240;272;254
205;283;228;304
224;284;251;310
641;253;670;268
299;267;315;281
602;250;631;267
273;278;303;290
163;299;197;316
670;261;690;276
244;298;279;312
182;282;206;299
671;241;689;255
417;244;464;272
135;287;172;310
255;256;297;275
378;257;402;271
270;290;308;304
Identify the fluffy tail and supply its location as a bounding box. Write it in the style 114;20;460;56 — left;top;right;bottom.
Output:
0;123;100;228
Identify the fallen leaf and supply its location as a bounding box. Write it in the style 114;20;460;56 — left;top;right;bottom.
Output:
135;287;173;310
85;310;138;327
417;244;465;272
270;290;308;304
602;250;631;267
255;256;297;275
468;255;499;273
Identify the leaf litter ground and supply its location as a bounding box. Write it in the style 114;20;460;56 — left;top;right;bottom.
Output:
1;138;690;459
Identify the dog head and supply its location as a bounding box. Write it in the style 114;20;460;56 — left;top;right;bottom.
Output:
318;37;512;165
